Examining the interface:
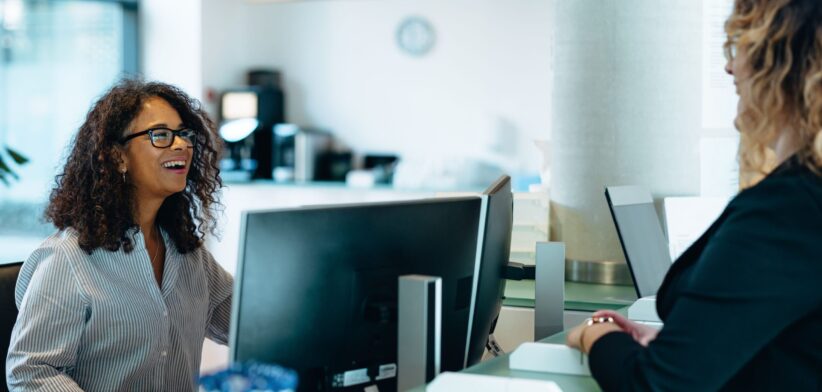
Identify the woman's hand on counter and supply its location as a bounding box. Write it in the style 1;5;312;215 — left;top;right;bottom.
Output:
592;310;659;347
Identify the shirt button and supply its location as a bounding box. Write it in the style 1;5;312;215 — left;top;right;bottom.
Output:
163;311;168;317
161;351;167;357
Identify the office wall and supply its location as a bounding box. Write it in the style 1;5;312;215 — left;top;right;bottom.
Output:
201;0;553;175
201;0;249;98
140;0;203;99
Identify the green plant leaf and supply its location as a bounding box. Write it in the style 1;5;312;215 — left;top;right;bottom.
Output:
0;155;11;172
0;155;19;180
0;145;29;186
5;147;29;164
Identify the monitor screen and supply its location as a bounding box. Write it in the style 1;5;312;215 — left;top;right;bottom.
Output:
464;175;513;367
229;197;483;391
605;186;673;298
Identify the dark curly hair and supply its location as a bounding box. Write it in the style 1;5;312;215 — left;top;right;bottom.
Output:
45;79;223;254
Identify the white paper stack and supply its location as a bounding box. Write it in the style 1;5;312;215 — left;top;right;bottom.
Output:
426;372;563;392
509;343;590;376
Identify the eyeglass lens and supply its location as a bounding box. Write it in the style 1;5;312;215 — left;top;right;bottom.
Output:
150;129;195;148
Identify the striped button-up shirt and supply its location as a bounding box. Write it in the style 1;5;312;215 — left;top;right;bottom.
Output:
6;228;233;391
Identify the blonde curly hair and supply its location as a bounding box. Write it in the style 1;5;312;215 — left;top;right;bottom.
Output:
725;0;822;186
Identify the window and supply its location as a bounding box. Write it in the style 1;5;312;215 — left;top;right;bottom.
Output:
0;0;138;262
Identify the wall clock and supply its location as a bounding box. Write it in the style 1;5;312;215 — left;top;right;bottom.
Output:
396;16;435;57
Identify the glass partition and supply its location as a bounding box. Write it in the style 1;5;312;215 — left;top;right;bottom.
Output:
0;0;138;263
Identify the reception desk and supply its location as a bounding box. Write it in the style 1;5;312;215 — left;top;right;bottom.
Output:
411;329;602;392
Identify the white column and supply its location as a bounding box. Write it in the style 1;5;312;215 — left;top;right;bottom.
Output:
140;0;203;100
549;1;703;264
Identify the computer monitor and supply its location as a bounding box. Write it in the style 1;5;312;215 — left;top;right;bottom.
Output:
605;185;673;298
464;175;513;367
229;197;484;391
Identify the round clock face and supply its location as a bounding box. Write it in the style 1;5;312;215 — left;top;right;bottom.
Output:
396;16;436;57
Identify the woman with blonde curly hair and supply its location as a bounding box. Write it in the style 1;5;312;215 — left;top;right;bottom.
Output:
6;80;232;391
566;0;822;390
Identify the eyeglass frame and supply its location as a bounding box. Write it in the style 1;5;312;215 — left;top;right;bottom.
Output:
724;33;741;62
119;127;197;149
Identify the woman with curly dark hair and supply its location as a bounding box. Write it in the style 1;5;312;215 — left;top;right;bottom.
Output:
6;79;232;391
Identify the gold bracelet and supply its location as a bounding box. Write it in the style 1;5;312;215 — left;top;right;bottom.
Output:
578;316;614;354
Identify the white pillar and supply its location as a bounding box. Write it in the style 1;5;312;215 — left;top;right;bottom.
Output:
550;1;702;265
140;0;203;100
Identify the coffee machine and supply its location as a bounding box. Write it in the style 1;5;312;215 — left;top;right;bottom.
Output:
272;124;334;183
218;70;285;180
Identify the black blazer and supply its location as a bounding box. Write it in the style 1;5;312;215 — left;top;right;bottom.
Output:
589;156;822;391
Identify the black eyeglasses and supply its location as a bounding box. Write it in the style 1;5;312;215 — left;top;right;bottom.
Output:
120;127;197;149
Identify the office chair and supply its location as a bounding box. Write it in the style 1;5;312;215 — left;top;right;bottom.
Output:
0;262;23;392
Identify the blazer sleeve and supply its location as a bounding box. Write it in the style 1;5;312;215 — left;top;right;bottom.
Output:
6;247;87;391
588;176;822;391
202;249;233;345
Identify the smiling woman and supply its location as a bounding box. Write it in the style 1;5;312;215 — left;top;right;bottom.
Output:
5;80;234;391
46;80;222;255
